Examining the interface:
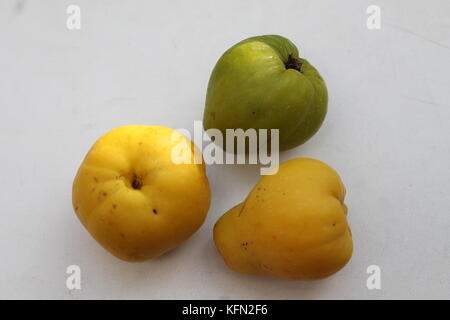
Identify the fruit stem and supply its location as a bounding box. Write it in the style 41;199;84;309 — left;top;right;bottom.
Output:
285;54;302;72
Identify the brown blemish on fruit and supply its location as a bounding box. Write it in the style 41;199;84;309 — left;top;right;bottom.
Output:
74;206;79;211
238;203;247;217
120;233;126;238
152;209;157;215
102;192;107;197
261;264;272;271
94;177;98;182
112;204;117;209
241;242;249;250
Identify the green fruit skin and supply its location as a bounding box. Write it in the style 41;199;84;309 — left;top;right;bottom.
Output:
203;35;328;151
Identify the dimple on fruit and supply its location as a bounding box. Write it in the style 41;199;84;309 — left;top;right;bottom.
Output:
203;35;328;151
213;158;352;280
72;125;211;262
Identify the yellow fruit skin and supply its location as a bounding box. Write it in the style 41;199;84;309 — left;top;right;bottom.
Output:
72;126;211;262
214;158;352;280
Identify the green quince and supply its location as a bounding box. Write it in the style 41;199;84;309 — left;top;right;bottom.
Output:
203;35;328;151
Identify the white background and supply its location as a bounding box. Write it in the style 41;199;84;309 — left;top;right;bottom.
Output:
0;0;449;299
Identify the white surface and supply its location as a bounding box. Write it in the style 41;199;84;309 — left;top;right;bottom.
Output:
0;0;449;299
